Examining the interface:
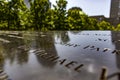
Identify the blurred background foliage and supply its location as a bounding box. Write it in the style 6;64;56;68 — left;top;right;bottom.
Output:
0;0;119;30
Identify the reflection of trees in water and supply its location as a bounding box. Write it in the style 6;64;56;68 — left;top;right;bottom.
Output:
34;32;58;67
0;32;30;65
16;50;29;65
111;31;120;80
0;52;4;68
0;31;70;67
54;31;70;44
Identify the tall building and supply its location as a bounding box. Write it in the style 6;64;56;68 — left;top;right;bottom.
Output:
91;0;120;26
109;0;120;26
110;0;119;18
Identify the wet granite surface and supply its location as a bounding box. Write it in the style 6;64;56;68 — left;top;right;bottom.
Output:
0;31;120;80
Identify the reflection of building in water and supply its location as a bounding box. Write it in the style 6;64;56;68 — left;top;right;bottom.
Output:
112;31;120;80
34;32;58;67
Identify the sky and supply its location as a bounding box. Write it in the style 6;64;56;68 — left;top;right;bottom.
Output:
49;0;111;17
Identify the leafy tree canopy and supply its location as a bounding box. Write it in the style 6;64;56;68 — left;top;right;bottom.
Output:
0;0;116;30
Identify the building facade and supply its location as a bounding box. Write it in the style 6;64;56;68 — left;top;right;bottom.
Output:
109;0;120;26
110;0;119;18
91;0;120;26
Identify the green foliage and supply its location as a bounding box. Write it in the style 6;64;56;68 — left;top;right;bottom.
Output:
0;0;28;30
115;24;120;31
0;0;8;29
98;21;115;30
84;17;99;30
0;0;116;30
67;7;86;30
53;0;68;30
0;53;4;66
29;0;50;30
67;7;100;30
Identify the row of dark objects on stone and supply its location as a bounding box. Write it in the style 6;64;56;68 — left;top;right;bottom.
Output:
32;48;115;80
55;41;120;55
32;48;60;63
55;42;80;47
57;42;119;55
83;45;105;52
54;39;109;48
64;43;80;47
33;49;46;56
83;45;120;55
15;45;119;80
17;44;113;56
32;48;84;72
96;39;120;43
0;69;12;80
78;33;111;36
96;38;108;41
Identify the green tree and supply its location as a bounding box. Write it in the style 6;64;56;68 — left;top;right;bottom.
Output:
53;0;67;30
0;0;28;30
84;17;99;30
0;0;116;30
29;0;51;30
45;9;56;30
8;0;28;30
116;24;120;30
98;21;115;30
67;7;88;30
0;0;9;29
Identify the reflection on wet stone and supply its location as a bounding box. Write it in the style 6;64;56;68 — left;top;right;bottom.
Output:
0;31;120;80
35;32;58;67
0;69;9;80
